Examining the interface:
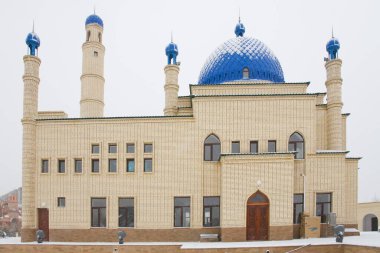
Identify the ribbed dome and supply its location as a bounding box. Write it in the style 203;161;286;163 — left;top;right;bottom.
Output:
198;36;285;84
85;14;103;27
25;32;40;48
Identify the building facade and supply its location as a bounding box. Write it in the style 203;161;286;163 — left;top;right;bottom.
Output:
21;14;360;242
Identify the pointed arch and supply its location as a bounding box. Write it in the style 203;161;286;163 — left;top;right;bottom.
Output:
246;190;269;240
247;190;269;205
288;132;305;159
243;67;249;79
204;134;221;161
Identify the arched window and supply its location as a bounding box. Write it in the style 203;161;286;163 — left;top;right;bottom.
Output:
247;191;269;204
98;32;102;43
204;134;221;161
243;67;249;79
288;132;304;159
86;31;91;42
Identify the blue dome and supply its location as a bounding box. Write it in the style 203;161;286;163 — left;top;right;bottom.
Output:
198;36;285;84
85;14;103;27
26;32;40;47
235;22;245;37
165;42;178;57
326;37;340;60
326;37;340;51
25;32;40;56
165;42;179;65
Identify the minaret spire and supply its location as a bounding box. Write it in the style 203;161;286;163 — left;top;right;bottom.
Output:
32;20;34;33
332;26;334;38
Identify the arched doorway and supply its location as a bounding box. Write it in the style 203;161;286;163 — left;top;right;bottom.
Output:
363;214;378;231
246;191;269;240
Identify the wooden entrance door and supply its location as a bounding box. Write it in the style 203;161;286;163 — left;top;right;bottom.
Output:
246;191;269;240
38;208;49;241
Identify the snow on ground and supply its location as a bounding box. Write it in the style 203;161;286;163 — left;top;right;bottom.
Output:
0;232;379;249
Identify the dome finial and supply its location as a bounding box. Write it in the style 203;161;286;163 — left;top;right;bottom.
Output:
234;12;245;37
165;33;179;65
25;21;40;56
326;28;340;60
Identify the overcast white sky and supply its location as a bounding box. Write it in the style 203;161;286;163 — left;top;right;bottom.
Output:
0;0;379;202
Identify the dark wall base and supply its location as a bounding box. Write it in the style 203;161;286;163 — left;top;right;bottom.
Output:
49;227;221;242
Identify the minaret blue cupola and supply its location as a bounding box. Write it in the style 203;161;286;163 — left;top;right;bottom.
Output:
85;14;104;27
25;32;40;56
235;18;245;37
198;20;285;84
165;40;179;65
326;36;340;60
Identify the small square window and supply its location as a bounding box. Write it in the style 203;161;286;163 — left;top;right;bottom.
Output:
144;143;153;153
268;140;277;152
92;159;100;173
250;141;258;153
74;159;82;173
58;197;65;207
231;141;240;153
126;143;135;153
94;51;98;57
108;144;117;153
58;159;65;173
144;158;152;172
92;144;100;154
108;159;117;172
126;159;135;172
41;160;49;173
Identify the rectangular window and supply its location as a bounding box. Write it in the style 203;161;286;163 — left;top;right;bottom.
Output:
74;159;82;173
108;159;117;173
57;197;65;207
174;197;190;227
231;141;240;153
144;143;153;153
92;144;100;154
293;194;304;224
126;159;135;172
91;198;106;227
144;158;152;172
316;193;332;223
92;159;100;173
108;144;117;153
250;141;258;153
41;159;49;173
126;143;135;153
58;159;65;173
268;140;277;152
203;196;220;227
119;198;134;227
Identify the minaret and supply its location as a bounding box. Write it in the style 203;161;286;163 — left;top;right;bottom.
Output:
325;32;343;150
21;29;41;241
80;13;105;117
164;37;180;116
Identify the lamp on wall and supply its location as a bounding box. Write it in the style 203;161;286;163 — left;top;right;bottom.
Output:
36;229;45;243
118;231;126;244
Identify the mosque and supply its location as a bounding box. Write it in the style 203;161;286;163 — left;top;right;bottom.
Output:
21;13;360;242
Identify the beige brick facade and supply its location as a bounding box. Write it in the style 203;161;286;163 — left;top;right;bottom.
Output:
21;18;360;242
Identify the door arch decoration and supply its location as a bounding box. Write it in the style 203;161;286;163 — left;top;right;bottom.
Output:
246;190;269;241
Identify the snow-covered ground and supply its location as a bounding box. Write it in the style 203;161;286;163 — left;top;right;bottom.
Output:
0;232;379;249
